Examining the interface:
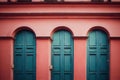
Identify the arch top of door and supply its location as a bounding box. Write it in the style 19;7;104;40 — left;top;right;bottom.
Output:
12;26;36;38
87;26;110;37
51;26;74;38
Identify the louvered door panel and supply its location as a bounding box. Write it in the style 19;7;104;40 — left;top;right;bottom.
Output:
14;30;36;80
52;30;73;80
87;30;109;80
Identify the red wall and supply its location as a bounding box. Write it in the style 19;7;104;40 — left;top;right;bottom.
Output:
0;32;120;80
36;38;51;80
0;3;120;80
74;38;86;80
0;38;13;80
110;39;120;80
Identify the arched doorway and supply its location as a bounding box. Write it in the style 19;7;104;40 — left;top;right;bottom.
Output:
87;30;109;80
51;30;74;80
14;30;36;80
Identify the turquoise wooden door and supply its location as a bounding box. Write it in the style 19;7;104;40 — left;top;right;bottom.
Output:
14;30;36;80
87;30;109;80
51;30;74;80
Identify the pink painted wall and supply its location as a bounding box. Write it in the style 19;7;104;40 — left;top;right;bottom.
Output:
0;0;8;2
0;26;120;80
0;38;13;80
0;19;120;37
0;3;120;80
74;38;86;80
110;39;120;80
112;0;120;2
36;38;51;80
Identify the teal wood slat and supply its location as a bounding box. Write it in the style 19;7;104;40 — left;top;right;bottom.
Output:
14;30;36;80
87;30;109;80
52;30;73;80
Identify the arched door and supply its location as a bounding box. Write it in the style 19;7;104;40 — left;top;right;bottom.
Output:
51;30;74;80
14;30;36;80
87;30;109;80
